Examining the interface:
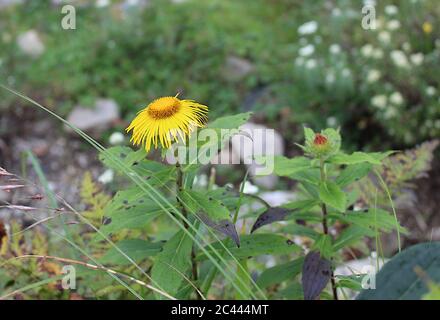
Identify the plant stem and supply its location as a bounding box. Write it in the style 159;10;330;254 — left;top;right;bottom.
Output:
319;158;338;301
176;161;201;299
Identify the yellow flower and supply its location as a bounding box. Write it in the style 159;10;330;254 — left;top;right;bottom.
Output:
126;96;208;151
422;22;433;34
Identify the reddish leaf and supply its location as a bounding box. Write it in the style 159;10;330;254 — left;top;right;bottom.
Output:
302;251;331;300
251;207;291;233
198;212;240;247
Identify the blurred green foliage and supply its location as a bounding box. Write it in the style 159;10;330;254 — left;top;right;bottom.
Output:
0;0;439;147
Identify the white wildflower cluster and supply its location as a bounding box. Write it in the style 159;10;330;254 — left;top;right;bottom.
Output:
329;44;341;54
298;21;318;35
384;5;398;15
371;95;387;110
98;169;114;184
298;44;315;57
378;31;391;44
366;69;381;83
361;44;383;59
410;53;424;66
389;92;404;105
390;50;410;68
109;132;125;145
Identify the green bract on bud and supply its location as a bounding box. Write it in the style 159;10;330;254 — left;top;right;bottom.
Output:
301;127;341;159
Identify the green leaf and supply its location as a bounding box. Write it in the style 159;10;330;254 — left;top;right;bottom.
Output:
303;127;315;141
357;242;440;300
336;275;364;291
151;230;193;299
333;225;372;251
100;188;175;233
330;209;407;235
100;147;146;170
269;156;311;177
277;282;303;299
100;205;166;234
205;187;252;211
281;199;320;211
279;223;321;240
335;163;372;187
100;147;174;185
312;234;333;259
257;257;304;288
208;112;252;129
288;168;321;185
180;189;230;221
318;181;347;212
329;151;394;165
198;234;300;260
101;239;163;264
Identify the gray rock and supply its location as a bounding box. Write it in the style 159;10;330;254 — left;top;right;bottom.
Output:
66;99;120;133
223;56;254;81
17;30;45;57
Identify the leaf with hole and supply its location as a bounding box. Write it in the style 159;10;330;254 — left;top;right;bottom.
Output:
197;212;240;247
251;207;291;233
198;234;300;260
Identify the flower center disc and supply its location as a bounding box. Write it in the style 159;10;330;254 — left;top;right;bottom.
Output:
314;133;328;145
147;96;180;119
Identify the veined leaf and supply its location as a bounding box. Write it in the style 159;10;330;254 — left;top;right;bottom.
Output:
100;189;175;233
289;168;321;185
357;242;440;300
312;234;333;259
257;257;304;288
197;213;240;247
333;225;373;251
151;230;193;299
100;147;174;185
180;190;239;246
180;190;230;221
206;187;253;211
101;239;163;264
335;163;372;187
337;275;364;291
207;112;252;129
282;199;320;211
197;234;300;260
330;209;408;234
270;156;311;177
100;205;167;234
302;251;332;300
318;181;347;212
279;223;321;240
277;282;304;300
328;151;394;165
251;207;291;233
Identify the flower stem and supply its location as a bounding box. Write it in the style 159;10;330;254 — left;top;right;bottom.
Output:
176;161;201;299
319;158;338;301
